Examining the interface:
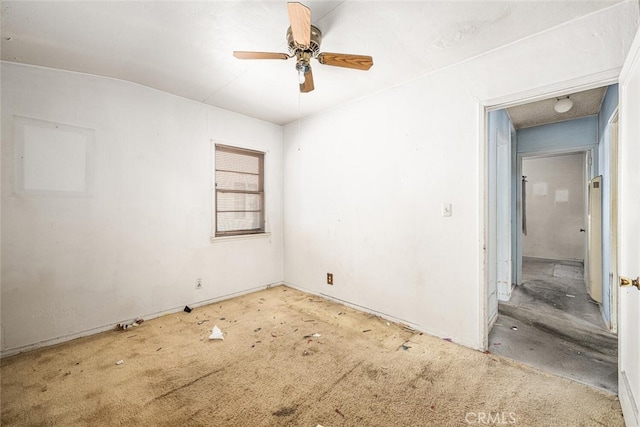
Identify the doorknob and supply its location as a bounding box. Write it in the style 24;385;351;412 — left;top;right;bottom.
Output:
620;276;640;290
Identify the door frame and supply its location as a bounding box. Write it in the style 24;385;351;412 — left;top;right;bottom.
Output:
607;110;619;333
479;71;619;351
517;148;592;266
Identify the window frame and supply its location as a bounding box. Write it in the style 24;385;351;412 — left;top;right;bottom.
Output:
214;144;265;237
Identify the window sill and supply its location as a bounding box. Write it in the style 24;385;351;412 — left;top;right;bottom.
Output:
211;232;271;243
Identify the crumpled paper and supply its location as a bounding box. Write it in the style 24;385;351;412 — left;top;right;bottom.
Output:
209;325;224;340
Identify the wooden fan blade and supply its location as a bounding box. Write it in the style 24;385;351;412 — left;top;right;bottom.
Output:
299;67;314;93
233;51;290;60
287;2;311;46
317;52;373;70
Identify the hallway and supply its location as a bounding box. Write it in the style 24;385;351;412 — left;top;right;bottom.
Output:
489;257;618;393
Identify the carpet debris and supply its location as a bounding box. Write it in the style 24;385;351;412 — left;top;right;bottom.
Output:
184;306;192;313
303;333;321;338
272;405;297;417
116;318;144;330
209;325;224;340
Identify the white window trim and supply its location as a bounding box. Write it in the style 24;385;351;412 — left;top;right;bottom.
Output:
212;143;266;238
210;232;271;243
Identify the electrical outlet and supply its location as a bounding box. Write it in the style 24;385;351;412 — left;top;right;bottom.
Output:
195;278;203;289
442;203;452;217
327;273;333;285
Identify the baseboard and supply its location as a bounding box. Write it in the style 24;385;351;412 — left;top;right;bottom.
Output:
283;281;482;351
488;309;498;330
0;282;283;358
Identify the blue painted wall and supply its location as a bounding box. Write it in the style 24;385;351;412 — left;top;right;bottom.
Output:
517;116;598;155
599;85;619;143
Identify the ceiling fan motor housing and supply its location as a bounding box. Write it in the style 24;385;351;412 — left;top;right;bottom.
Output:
287;25;322;57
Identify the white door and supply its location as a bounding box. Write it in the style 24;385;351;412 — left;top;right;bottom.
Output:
587;176;603;303
618;27;640;427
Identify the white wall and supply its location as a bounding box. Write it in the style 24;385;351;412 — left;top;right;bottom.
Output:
522;154;586;261
1;1;637;355
283;2;638;349
285;76;481;345
1;63;284;355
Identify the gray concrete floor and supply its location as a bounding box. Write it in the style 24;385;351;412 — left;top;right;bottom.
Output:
489;257;618;394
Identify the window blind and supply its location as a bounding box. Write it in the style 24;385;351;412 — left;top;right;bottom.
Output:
215;145;264;236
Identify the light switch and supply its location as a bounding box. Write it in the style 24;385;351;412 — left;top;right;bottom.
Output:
442;203;452;217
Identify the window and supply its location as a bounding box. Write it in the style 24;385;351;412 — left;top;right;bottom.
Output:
214;144;264;237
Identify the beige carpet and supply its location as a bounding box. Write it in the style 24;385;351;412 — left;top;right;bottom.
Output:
1;286;623;426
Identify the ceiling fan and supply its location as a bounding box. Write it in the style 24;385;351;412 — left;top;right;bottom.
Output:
233;2;373;93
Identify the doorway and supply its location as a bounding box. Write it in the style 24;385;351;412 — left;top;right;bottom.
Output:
521;153;587;264
485;85;619;393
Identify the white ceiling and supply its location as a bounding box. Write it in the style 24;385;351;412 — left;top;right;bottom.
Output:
0;1;628;125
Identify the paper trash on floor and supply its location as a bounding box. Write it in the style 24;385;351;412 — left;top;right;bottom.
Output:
209;325;224;340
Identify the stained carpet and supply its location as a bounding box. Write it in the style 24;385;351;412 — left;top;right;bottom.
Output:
1;286;623;426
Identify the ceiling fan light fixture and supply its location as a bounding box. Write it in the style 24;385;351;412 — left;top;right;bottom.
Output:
297;69;306;84
296;61;309;83
554;97;573;113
